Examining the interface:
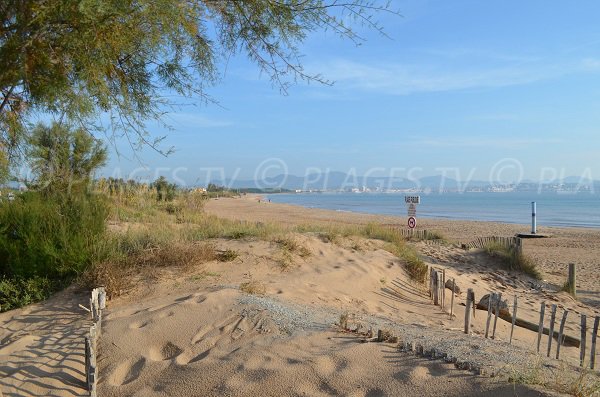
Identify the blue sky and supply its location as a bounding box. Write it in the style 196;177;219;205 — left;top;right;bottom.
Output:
100;0;600;186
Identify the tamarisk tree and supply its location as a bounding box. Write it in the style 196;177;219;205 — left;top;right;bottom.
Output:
0;1;396;179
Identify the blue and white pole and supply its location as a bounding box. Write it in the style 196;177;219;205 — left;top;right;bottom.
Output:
531;201;537;234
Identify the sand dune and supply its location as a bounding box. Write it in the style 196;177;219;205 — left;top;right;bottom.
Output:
2;195;598;396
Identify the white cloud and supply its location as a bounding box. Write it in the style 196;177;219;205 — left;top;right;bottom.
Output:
304;52;600;96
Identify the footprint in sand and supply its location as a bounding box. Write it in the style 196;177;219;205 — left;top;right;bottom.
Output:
129;320;151;330
109;357;146;386
148;342;183;361
156;310;175;319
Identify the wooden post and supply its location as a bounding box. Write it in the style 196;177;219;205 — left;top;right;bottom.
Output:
441;269;446;311
591;316;599;370
537;302;546;353
492;292;502;339
568;263;576;297
84;337;91;390
510;295;518;344
547;304;557;357
98;287;106;310
427;266;432;298
485;293;494;339
556;310;568;359
581;314;587;367
464;288;474;334
433;271;439;306
450;278;455;318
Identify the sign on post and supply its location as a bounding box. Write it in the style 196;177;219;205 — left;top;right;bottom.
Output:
405;196;420;229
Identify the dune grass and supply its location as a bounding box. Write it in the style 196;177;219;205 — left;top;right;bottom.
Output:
483;241;541;279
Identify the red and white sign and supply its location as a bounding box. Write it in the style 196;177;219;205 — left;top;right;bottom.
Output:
408;216;417;229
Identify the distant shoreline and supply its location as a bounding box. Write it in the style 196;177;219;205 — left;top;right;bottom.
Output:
264;191;600;230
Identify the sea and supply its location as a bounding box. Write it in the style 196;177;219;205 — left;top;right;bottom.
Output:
267;191;600;228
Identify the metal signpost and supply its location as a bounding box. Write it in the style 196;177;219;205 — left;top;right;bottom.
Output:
405;195;420;229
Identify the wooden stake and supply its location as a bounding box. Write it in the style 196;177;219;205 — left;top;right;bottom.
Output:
492;292;502;339
591;316;599;370
433;271;439;306
450;278;455;318
537;302;546;353
581;314;587;367
84;337;91;390
510;295;518;344
441;269;446;311
556;310;568;359
547;304;557;357
568;263;576;297
485;293;494;339
464;288;474;335
428;266;432;298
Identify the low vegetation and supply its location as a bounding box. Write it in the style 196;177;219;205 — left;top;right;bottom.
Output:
240;280;266;295
483;241;541;279
0;129;432;311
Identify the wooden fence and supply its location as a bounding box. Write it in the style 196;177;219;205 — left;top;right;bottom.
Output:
464;236;523;254
427;267;598;369
82;287;106;397
385;227;433;241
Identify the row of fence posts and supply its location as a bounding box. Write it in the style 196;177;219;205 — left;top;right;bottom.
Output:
429;267;456;318
533;301;599;369
465;236;522;254
83;287;106;397
397;228;429;240
457;286;599;369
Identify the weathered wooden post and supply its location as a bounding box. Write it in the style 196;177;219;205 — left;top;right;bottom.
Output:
84;337;91;389
547;304;557;357
556;310;568;359
450;278;455;318
537;302;546;353
510;295;518;344
567;263;576;297
581;314;587;367
591;316;599;370
98;287;107;310
441;269;446;311
485;293;494;339
464;288;474;335
492;292;502;339
433;270;439;306
427;266;431;298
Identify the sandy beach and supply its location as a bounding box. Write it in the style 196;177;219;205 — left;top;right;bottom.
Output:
1;194;599;396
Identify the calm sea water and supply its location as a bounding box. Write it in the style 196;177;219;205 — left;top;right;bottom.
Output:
267;192;600;228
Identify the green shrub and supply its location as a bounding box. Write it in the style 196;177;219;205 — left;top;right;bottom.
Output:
0;192;108;281
0;276;60;312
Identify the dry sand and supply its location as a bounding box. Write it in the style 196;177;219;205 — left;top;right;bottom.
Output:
2;194;598;396
205;195;600;308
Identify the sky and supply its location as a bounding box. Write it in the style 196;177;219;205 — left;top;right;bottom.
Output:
100;0;600;187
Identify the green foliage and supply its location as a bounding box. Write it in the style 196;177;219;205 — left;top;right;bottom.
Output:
0;0;395;165
0;276;59;312
0;192;108;280
152;176;177;202
27;122;107;195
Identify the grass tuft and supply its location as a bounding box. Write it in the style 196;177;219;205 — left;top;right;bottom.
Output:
216;249;239;262
483;242;541;279
240;280;266;295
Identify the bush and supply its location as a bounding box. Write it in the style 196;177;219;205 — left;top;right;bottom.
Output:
0;192;108;311
0;276;59;312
